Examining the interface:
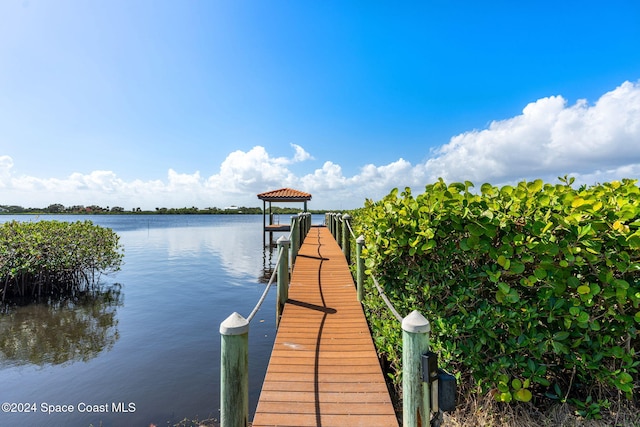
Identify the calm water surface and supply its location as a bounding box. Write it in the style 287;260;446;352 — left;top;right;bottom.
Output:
0;214;320;427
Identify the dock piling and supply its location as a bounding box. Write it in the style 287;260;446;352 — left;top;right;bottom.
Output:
356;235;365;302
402;310;431;427
276;236;290;327
220;312;249;427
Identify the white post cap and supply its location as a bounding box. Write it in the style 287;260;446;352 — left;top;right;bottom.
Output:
220;312;249;335
402;310;430;333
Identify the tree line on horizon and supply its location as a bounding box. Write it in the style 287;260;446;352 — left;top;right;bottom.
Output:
0;203;328;215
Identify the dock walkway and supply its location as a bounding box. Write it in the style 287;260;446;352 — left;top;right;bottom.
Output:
252;226;398;427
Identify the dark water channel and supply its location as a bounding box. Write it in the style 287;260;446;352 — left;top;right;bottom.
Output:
0;214;317;427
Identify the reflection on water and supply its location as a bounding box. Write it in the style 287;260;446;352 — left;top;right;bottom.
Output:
261;243;278;283
0;214;324;426
0;284;122;367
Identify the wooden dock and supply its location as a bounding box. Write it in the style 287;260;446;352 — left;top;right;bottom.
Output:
252;226;398;427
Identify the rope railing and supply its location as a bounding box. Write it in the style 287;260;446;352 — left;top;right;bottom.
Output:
370;274;404;323
326;211;449;427
246;244;283;322
220;212;311;427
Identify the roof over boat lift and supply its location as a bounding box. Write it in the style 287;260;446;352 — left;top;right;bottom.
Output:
257;188;312;203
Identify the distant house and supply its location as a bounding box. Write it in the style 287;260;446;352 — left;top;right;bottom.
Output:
224;205;239;210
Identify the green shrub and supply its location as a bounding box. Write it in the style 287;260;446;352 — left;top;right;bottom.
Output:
0;220;123;301
354;177;639;406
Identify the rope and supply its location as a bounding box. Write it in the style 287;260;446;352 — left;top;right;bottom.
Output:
345;218;357;240
287;217;297;240
247;241;284;323
370;273;404;323
246;212;309;323
342;214;403;323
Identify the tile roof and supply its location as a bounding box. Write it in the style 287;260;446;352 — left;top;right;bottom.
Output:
257;188;312;201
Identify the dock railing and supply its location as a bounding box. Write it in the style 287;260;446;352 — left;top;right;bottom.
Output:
326;212;448;427
219;212;311;427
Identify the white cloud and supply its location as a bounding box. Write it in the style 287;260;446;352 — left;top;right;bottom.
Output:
0;155;13;187
291;143;313;162
424;80;640;184
1;81;639;210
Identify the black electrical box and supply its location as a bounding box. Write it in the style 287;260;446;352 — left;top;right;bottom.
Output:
437;369;457;412
421;352;438;384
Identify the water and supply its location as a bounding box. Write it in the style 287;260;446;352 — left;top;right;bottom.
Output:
0;214;323;427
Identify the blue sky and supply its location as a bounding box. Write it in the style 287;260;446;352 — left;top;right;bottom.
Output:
1;0;639;210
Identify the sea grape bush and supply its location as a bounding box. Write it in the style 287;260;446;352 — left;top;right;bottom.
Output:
0;220;123;301
353;178;639;406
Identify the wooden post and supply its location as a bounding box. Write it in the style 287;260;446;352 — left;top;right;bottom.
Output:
301;213;307;241
220;312;249;427
276;236;290;327
336;214;342;247
402;310;431;427
342;214;351;264
356;235;365;302
330;213;335;235
290;216;298;267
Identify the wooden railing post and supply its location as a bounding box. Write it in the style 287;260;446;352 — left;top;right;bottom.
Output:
276;236;290;327
402;310;431;427
336;214;342;247
356;235;365;302
331;212;336;239
342;214;351;264
220;312;249;427
290;216;299;267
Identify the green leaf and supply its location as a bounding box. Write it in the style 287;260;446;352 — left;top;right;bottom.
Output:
534;268;547;280
509;261;525;274
497;255;509;268
577;285;591;295
514;388;532;402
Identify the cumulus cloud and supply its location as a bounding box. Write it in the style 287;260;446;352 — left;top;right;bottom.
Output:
0;155;13;187
424;80;640;184
1;81;639;210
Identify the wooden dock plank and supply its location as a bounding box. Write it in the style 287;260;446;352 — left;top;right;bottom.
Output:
252;227;398;427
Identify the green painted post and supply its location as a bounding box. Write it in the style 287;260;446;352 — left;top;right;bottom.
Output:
220;312;249;427
303;212;308;238
329;212;335;236
290;216;298;266
402;310;431;427
356;235;365;302
332;213;337;238
276;236;290;327
342;214;351;264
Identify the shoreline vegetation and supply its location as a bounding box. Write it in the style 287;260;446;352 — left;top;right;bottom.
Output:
0;220;124;304
0;204;327;215
353;178;639;426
